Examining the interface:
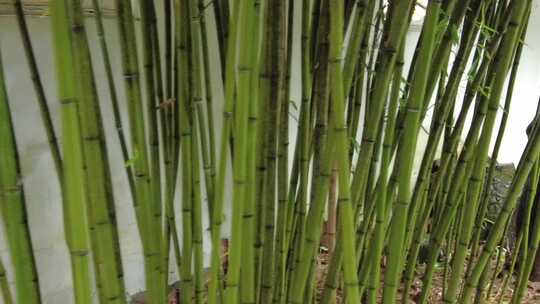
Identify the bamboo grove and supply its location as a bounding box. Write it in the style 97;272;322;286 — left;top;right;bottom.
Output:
0;0;540;303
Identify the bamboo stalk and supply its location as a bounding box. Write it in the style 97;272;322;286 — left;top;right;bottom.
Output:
207;1;242;301
137;2;165;298
186;0;208;303
223;0;257;302
89;0;134;195
0;45;41;304
50;1;92;302
242;1;266;302
415;4;519;299
349;0;414;212
0;256;12;304
460;14;534;304
510;119;540;304
175;1;195;302
273;0;293;300
10;0;62;179
113;0;161;301
364;44;404;304
326;1;361;302
382;2;441;302
286;0;312;296
68;0;126;302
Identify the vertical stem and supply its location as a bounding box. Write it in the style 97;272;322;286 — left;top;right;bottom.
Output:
114;0;160;301
69;0;126;302
0;46;41;304
50;1;92;302
11;0;62;178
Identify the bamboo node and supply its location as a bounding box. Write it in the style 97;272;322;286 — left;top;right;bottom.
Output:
70;250;89;257
123;72;139;79
329;57;343;64
60;97;76;105
363;137;376;143
344;281;359;287
233;179;246;185
396;200;409;206
405;107;420;113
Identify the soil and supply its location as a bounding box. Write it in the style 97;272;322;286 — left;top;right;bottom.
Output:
313;250;540;304
132;248;540;303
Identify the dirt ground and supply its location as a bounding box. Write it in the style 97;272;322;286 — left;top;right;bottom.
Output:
132;249;540;303
314;251;540;303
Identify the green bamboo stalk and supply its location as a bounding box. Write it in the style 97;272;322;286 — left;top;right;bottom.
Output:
363;46;404;304
190;112;205;304
348;0;376;147
483;230;510;303
187;0;214;221
160;0;183;291
289;0;331;297
0;46;41;304
212;0;228;79
342;0;370;93
186;0;208;302
287;36;336;303
286;0;312;292
461;33;534;304
349;0;414;212
50;1;92;302
445;12;528;299
137;3;165;299
259;0;288;301
414;5;517;299
242;2;266;302
164;0;173;99
424;2;530;302
89;0;134;195
510;147;540;304
68;0;126;302
327;1;361;302
409;7;507;302
10;0;62;179
255;24;270;301
510;181;540;303
155;0;180;291
364;0;384;106
113;0;161;301
417;75;490;304
403;0;482;255
273;0;292;301
285;3;347;303
419;0;466;104
0;256;12;304
178;99;194;303
175;1;194;302
207;0;242;301
288;101;338;304
400;2;484;299
199;0;217;201
347;64;363;141
496;222;524;303
306;0;330;211
469;8;529;268
321;2;413;301
407;43;487;279
382;3;441;303
223;0;257;302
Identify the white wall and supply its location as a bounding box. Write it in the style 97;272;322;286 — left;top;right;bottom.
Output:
0;1;539;303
